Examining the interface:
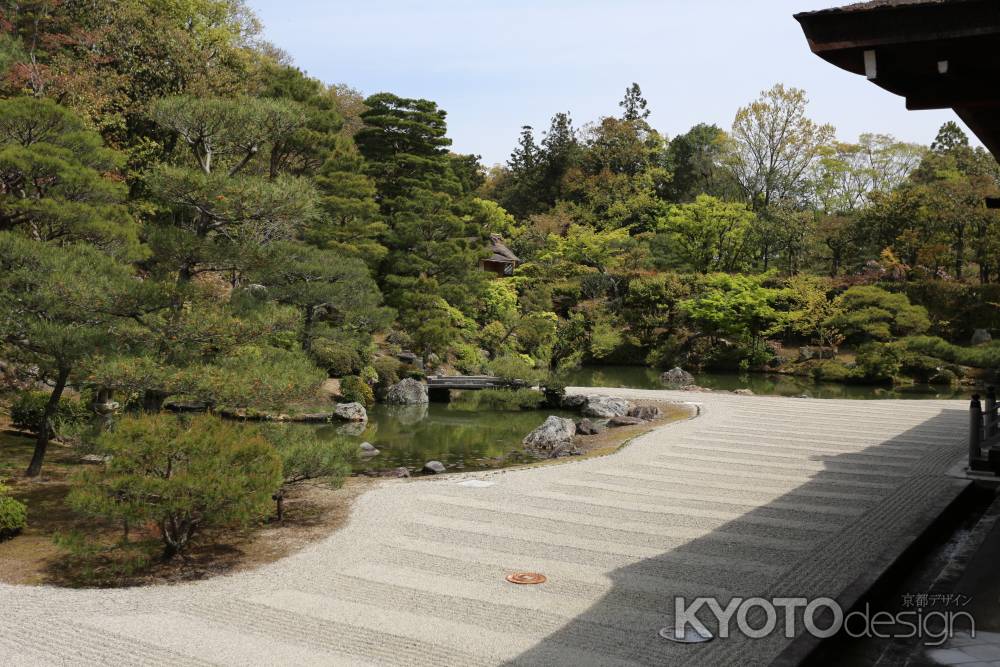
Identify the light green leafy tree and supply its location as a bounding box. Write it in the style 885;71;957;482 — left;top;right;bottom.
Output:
658;195;755;273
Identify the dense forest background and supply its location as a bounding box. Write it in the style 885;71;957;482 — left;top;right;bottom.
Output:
2;0;1000;443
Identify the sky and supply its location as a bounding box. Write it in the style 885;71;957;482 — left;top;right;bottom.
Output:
247;0;974;166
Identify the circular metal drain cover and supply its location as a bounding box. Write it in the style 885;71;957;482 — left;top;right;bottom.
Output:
659;626;714;644
506;572;547;585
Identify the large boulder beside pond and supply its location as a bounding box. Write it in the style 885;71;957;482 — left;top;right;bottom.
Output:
576;418;603;436
385;379;429;405
560;394;588;410
629;405;662;421
972;329;993;346
334;402;368;422
582;396;633;419
660;367;696;389
523;416;577;450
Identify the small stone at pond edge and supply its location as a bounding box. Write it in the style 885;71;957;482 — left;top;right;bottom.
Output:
422;460;446;474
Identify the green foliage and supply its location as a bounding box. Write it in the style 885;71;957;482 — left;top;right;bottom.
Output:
657;195;755;273
487;354;547;386
902;336;1000;371
781;275;843;348
681;274;784;345
812;361;859;383
68;415;282;559
306;136;388;268
311;338;364;377
340;375;374;407
185;345;326;410
263;427;355;486
10;391;91;436
0;483;27;540
0;97;141;258
452;344;488;375
0;232;151;475
372;356;402;395
621;273;690;344
481;281;519;323
826;286;931;343
451;388;546;412
853;343;904;383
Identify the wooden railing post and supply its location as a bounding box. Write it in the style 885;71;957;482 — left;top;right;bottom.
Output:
970;394;983;467
986;387;998;438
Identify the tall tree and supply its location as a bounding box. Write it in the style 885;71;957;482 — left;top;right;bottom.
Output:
306;136;387;268
727;84;835;212
726;84;835;268
0;233;154;476
355;93;484;314
147;95;317;283
665;123;730;202
619;82;651;121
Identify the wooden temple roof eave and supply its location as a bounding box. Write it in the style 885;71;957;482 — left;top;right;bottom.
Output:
796;0;1000;161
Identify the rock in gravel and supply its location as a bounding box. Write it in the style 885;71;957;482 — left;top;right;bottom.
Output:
660;367;696;388
733;389;755;396
628;405;662;421
582;396;633;419
576;418;603;436
334;402;368;422
382;467;411;478
385;379;429;405
608;415;645;428
523;416;577;449
422;460;446;474
359;442;380;457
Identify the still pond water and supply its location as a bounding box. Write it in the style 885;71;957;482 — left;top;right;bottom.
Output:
313;366;973;475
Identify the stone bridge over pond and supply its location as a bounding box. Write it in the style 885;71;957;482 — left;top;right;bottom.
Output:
0;389;972;666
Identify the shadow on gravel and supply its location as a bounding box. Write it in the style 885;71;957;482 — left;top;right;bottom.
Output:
507;405;968;666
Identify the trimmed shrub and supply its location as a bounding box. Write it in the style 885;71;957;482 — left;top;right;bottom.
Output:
340;375;374;407
0;483;27;540
853;343;903;384
813;361;859;383
902;336;1000;371
311;338;363;377
68;415;282;559
827;287;930;344
11;391;91;435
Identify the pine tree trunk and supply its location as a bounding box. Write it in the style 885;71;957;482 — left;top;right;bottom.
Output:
25;366;70;477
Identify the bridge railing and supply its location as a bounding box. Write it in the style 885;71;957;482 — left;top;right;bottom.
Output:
426;375;529;390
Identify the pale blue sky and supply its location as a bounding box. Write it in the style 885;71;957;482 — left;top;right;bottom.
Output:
247;0;972;166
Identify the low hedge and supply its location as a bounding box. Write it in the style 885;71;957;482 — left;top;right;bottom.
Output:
0;485;27;540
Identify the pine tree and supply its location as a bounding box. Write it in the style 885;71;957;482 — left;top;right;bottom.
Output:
620;82;651;121
307;136;388;268
355;93;484;314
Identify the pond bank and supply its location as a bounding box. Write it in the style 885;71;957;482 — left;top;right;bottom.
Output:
561;364;979;400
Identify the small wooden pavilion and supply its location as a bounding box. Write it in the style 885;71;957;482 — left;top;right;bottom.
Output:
795;0;1000;160
480;234;521;277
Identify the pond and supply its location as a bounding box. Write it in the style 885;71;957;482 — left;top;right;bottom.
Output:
560;365;977;401
312;402;580;475
305;366;974;477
